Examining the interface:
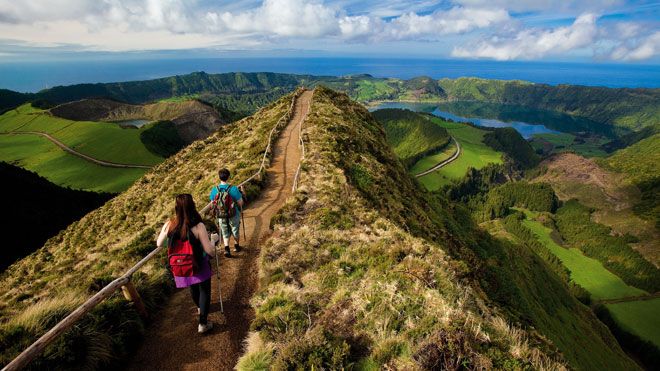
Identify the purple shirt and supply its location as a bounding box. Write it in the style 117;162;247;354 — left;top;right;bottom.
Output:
173;257;212;288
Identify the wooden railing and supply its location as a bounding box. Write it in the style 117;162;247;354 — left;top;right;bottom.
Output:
292;91;311;192
2;89;302;371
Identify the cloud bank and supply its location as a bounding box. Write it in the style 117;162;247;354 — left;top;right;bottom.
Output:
0;0;657;61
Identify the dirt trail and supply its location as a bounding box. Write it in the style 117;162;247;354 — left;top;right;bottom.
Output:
0;131;153;169
126;90;312;371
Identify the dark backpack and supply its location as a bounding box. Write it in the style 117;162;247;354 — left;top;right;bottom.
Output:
167;231;200;277
212;185;236;219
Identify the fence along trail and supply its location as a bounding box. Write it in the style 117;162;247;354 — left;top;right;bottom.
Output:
126;90;312;370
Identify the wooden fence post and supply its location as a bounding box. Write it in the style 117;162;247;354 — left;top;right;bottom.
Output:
121;281;148;319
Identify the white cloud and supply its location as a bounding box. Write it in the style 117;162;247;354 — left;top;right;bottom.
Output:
609;31;660;61
452;13;599;60
0;0;509;50
454;0;622;13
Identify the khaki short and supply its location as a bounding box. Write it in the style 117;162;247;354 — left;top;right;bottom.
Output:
218;213;240;242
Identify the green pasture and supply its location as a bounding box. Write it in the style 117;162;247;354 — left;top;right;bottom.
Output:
416;118;502;190
606;298;660;348
521;211;646;300
410;141;457;175
0;104;163;165
0;134;148;193
530;132;609;157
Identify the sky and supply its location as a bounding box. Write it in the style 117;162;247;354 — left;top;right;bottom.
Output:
0;0;658;63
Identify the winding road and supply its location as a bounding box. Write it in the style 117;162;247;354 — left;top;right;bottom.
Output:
0;131;153;169
126;90;312;371
414;136;461;177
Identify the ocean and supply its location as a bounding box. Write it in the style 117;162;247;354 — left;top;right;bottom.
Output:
1;57;659;93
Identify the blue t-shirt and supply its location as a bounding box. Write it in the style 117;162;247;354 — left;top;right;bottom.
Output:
209;184;243;216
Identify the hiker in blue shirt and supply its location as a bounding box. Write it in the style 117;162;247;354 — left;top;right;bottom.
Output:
210;168;244;257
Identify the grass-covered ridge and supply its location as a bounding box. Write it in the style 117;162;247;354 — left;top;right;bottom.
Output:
0;92;297;369
238;87;636;370
372;108;450;168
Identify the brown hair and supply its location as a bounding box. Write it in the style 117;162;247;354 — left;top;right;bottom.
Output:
168;194;202;240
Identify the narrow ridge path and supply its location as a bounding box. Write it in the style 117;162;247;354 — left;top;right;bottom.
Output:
0;131;153;169
126;90;313;371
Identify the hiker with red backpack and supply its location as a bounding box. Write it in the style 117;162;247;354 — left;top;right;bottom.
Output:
210;168;245;257
157;194;219;334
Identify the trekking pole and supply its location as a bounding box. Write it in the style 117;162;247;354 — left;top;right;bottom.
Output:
241;205;246;241
213;227;224;314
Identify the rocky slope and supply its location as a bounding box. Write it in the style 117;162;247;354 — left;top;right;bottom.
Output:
50;98;224;143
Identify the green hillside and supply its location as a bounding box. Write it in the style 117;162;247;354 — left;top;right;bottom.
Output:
416;117;502;190
0;104;168;192
4;72;657;137
372;108;450;168
239;87;636;370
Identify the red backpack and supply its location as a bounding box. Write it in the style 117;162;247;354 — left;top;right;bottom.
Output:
167;232;199;277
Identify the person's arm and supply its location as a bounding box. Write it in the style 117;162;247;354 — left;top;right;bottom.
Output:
193;223;218;256
156;221;170;248
233;186;245;208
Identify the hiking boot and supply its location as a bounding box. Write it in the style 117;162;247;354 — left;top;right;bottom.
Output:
198;322;213;334
234;244;241;253
224;247;231;257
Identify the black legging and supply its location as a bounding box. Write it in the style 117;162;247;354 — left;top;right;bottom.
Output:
190;278;211;325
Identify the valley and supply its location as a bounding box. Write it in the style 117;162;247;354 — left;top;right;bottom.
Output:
0;72;657;370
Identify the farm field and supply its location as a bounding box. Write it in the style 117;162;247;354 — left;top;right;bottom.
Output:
416;117;502;190
0;134;148;192
410;140;457;175
0;104;163;166
0;104;165;192
521;211;646;300
606;298;660;348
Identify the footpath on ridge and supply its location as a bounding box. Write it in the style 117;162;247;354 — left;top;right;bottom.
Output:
126;90;313;370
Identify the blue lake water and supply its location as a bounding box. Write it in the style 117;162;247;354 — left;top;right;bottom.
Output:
372;101;604;139
1;57;659;92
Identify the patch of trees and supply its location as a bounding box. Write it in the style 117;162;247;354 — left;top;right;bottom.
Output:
0;162;114;271
473;182;558;221
0;89;31;113
140;120;186;158
483;127;540;169
199;90;289;122
555;200;660;292
445;164;511;202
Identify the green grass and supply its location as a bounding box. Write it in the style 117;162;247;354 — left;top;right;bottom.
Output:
0;134;148;192
530;132;609;157
0;104;163;165
0;104;167;192
416;117;502;190
521;210;646;300
409;141;456;174
606;298;660;348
